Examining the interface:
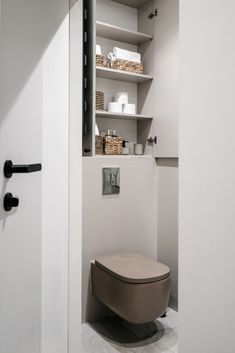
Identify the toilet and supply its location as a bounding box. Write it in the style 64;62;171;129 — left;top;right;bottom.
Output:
91;253;170;324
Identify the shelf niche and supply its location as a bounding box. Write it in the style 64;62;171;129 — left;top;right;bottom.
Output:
96;21;152;45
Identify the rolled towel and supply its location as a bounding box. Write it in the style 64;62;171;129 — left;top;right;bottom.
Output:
113;47;141;63
107;52;115;62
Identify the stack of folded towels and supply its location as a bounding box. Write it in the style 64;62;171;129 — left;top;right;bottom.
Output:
107;47;141;63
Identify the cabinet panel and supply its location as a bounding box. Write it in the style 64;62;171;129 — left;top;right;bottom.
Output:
152;0;179;158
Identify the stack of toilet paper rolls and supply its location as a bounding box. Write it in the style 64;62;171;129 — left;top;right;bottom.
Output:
108;92;136;115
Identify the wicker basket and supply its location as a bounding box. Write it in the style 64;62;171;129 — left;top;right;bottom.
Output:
104;136;123;155
95;135;104;155
96;91;104;111
96;54;109;68
111;59;144;74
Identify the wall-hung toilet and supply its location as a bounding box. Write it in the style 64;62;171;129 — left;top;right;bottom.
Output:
91;253;170;324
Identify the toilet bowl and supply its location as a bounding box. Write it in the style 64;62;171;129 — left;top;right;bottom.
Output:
91;253;170;324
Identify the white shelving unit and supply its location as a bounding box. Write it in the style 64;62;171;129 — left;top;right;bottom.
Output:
96;21;152;45
96;66;153;83
83;0;179;158
83;0;156;157
96;111;153;120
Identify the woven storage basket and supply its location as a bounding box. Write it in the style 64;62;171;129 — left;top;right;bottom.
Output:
96;54;109;68
96;91;104;111
104;136;123;155
111;59;144;74
95;135;104;155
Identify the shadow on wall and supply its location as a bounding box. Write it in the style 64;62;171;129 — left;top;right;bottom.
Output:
0;0;77;125
84;273;112;323
156;158;178;311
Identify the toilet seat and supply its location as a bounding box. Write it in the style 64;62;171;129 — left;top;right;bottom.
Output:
95;253;170;284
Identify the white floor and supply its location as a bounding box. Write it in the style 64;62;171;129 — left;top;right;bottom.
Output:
82;308;178;353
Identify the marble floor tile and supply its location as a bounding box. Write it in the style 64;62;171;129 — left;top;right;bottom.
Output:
82;308;178;353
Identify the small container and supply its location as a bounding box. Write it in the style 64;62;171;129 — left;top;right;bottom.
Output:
95;135;104;155
108;102;123;113
134;143;144;155
107;130;113;136
96;91;104;111
104;136;123;155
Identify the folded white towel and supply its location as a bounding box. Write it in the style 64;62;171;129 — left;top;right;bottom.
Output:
96;44;102;55
108;47;141;63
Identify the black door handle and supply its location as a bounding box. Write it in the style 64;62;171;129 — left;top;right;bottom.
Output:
4;193;19;211
4;160;42;179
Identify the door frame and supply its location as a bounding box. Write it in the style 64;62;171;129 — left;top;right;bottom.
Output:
68;0;83;352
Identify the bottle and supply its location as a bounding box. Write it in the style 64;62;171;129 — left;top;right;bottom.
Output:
122;140;130;155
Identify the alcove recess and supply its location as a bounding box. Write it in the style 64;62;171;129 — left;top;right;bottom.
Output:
83;0;179;158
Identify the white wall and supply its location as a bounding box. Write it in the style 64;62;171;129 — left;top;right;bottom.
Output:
97;0;137;31
82;156;158;322
157;159;178;309
179;0;235;352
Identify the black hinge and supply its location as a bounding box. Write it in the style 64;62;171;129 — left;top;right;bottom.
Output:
148;8;158;19
147;136;157;145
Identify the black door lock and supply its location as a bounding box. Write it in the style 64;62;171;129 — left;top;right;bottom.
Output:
4;193;19;212
4;160;42;179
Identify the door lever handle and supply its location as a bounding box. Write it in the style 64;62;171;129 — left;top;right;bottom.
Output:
4;160;42;179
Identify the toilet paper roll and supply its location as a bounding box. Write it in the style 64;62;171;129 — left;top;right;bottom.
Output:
123;103;136;115
108;102;123;113
114;92;128;104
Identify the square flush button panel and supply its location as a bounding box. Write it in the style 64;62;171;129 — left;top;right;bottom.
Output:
102;168;120;195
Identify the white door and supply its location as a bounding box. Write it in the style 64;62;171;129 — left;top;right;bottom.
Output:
0;1;70;352
152;0;179;158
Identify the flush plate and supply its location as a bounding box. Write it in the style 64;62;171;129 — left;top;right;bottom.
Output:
102;168;120;195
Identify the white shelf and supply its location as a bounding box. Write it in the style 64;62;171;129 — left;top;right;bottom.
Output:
83;155;153;159
96;66;153;83
96;21;152;45
112;0;150;8
96;110;153;120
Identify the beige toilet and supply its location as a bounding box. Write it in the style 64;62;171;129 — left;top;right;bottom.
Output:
91;253;170;324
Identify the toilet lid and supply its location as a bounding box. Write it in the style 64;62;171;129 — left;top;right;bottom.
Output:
95;253;170;284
